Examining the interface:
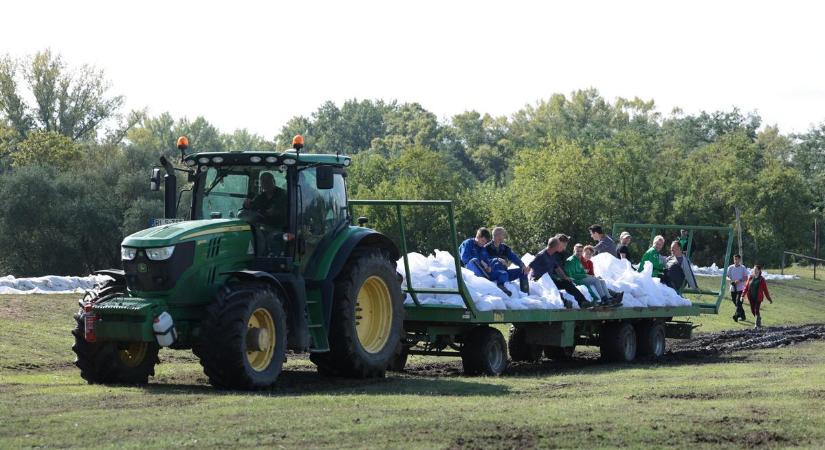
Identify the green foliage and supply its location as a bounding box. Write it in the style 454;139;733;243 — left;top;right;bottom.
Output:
10;130;82;169
0;50;821;275
0;49;123;141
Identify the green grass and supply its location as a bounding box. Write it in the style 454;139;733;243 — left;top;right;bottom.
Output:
1;275;825;449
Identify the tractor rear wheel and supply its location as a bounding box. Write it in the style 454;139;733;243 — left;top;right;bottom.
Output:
636;321;666;359
195;283;287;390
310;250;403;378
461;326;508;376
387;342;409;372
600;322;637;362
508;326;542;362
72;279;160;385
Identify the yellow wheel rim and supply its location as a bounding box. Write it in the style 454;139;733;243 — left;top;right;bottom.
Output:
118;342;148;368
355;276;393;354
246;307;276;372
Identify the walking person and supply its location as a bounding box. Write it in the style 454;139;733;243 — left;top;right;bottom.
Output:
727;254;749;322
742;265;773;329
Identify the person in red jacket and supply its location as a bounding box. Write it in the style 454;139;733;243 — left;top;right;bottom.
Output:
580;245;595;276
742;265;773;329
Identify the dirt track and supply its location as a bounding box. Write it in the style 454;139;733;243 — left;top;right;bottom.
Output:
403;324;825;377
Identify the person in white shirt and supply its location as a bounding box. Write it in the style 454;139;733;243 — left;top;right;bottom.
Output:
727;254;750;322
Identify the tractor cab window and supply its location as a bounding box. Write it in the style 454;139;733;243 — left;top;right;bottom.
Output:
297;167;347;261
198;167;288;222
199;168;249;219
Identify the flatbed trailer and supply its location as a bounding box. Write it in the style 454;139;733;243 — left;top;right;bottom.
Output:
350;200;734;375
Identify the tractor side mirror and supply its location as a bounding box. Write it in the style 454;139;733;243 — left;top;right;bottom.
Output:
357;217;369;226
316;165;334;190
150;167;161;191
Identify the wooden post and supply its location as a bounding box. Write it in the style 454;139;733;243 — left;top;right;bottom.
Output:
734;206;743;258
815;217;819;281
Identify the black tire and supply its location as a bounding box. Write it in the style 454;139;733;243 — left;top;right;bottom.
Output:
461;326;509;376
636;321;666;359
544;346;576;361
600;322;637;362
508;326;542;362
310;250;404;378
387;343;409;372
195;282;287;390
72;280;160;385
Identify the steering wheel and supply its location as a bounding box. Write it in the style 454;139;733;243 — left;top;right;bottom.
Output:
237;208;264;222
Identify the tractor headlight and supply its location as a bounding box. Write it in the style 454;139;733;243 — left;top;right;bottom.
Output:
145;245;176;261
121;247;137;261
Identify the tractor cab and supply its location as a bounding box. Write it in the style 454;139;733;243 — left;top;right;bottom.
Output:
159;135;352;272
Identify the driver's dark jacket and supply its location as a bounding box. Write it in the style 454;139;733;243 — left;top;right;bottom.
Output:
248;188;287;228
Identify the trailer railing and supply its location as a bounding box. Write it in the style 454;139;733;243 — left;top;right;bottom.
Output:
611;223;735;314
348;199;480;317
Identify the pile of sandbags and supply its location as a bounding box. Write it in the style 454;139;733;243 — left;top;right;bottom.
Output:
396;250;692;311
0;274;112;295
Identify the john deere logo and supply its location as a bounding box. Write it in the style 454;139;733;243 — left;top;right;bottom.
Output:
137;263;148;273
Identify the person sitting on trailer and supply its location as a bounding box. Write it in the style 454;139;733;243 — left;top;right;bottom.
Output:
662;240;698;292
485;227;531;294
564;244;617;306
638;235;666;278
459;227;511;296
589;224;618;257
617;232;633;262
529;237;593;308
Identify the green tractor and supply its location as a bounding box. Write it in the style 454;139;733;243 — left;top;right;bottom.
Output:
72;135;404;389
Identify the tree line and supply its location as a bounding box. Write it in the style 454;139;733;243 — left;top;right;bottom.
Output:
1;50;822;276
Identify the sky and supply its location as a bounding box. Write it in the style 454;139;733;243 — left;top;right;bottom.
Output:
2;1;824;138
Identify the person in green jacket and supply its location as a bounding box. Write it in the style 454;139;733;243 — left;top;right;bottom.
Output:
565;244;613;305
638;235;666;278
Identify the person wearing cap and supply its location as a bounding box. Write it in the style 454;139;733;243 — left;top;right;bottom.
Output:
617;232;632;261
589;225;617;257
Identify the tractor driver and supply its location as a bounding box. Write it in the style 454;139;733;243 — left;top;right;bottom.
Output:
243;172;287;229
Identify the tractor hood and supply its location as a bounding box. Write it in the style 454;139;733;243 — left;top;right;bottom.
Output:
121;219;251;248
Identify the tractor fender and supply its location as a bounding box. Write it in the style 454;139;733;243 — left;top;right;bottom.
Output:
305;228;400;332
221;270;310;351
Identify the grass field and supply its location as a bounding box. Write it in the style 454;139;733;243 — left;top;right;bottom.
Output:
1;270;824;449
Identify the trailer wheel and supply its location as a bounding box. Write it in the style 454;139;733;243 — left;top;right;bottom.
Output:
310;250;403;378
461;326;509;376
195;283;287;390
600;322;637;362
544;346;576;361
72;280;160;385
508;326;542;362
636;321;666;359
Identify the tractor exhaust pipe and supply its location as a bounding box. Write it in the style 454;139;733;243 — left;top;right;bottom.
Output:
159;156;177;219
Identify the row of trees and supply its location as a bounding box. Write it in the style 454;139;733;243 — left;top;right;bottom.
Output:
0;50;822;275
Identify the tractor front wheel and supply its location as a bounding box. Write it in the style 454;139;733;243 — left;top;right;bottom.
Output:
72;279;160;385
310;250;403;378
195;283;287;390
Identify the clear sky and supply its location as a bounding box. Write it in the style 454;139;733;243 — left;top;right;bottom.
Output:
2;1;823;138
